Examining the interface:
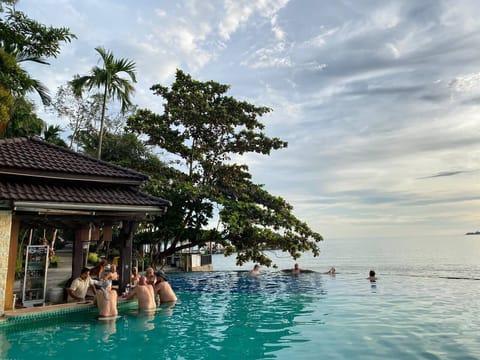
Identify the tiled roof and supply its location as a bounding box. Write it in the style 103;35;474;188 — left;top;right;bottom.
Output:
0;180;170;207
0;137;170;211
0;137;147;182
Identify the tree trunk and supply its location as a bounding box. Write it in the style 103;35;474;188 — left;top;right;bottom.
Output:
97;85;108;159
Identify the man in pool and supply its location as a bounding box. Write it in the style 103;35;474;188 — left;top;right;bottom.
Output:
145;267;156;286
292;263;302;274
67;267;97;303
124;275;156;310
368;270;377;282
154;271;177;305
250;264;260;276
96;283;118;318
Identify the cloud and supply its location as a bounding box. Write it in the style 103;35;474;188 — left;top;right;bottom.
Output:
448;72;480;91
218;0;289;40
419;170;478;179
15;0;480;239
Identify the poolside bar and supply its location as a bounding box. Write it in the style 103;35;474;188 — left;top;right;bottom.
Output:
0;137;170;316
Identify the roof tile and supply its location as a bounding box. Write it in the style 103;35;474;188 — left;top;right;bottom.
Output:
0;137;147;182
0;181;169;207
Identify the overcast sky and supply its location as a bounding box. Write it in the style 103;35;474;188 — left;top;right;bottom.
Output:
15;0;480;240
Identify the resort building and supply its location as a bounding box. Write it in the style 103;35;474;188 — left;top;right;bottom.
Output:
0;137;170;315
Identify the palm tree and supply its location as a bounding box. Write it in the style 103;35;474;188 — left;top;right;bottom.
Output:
42;124;67;147
70;47;136;159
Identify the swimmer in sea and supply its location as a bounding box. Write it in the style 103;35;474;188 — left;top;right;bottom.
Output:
367;270;377;282
324;266;336;275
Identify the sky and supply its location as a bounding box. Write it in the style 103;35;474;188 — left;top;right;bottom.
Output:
13;0;480;241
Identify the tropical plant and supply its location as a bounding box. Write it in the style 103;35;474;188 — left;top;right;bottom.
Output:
4;97;44;137
0;5;75;136
88;253;99;265
49;255;59;268
70;47;136;159
42;124;67;147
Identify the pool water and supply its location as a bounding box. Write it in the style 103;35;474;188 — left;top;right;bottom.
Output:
1;269;480;359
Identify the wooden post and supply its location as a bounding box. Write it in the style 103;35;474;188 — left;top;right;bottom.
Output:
5;217;20;310
118;220;137;292
73;226;89;278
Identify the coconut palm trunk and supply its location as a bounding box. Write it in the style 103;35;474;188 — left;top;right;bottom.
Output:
98;84;109;159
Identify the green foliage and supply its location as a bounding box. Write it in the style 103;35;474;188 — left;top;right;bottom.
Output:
49;255;59;268
88;252;99;265
0;5;75;136
4;97;44;137
127;69;322;267
15;248;23;279
0;7;75;60
42;124;67;147
0;85;14;132
70;47;136;159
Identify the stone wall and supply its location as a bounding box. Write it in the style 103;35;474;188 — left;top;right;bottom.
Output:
0;211;12;315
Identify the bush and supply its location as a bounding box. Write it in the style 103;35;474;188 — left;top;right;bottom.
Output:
88;253;99;265
49;255;60;268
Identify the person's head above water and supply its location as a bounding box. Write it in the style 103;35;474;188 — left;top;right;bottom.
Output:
369;270;375;277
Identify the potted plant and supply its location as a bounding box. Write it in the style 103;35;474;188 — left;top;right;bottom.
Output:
49;255;60;268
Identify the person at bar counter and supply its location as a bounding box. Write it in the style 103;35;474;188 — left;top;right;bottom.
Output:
124;275;156;311
145;267;156;286
90;259;108;280
130;266;140;287
154;271;177;305
67;267;97;303
96;279;118;318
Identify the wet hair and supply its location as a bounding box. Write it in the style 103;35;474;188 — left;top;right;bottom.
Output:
138;275;146;286
369;270;376;277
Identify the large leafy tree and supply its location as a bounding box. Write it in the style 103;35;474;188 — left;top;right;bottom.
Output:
70;47;136;160
3;97;43;137
0;4;75;136
127;69;322;267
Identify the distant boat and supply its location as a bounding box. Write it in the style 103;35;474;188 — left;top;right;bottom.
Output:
465;231;480;235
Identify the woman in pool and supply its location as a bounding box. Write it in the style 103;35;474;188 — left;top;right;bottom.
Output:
130;266;140;287
90;259;108;280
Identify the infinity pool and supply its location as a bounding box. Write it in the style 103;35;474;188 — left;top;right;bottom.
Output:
1;270;479;359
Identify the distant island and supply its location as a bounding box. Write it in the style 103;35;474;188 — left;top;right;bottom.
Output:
465;231;480;235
